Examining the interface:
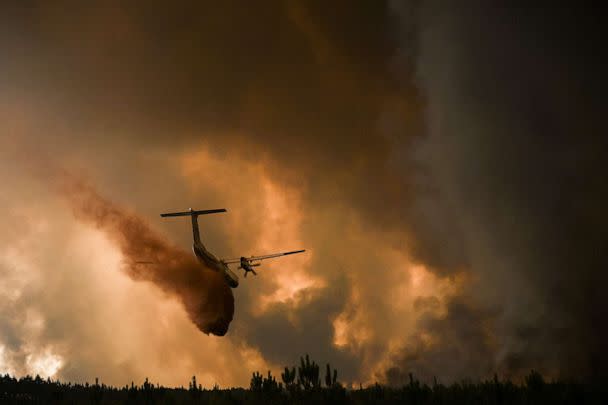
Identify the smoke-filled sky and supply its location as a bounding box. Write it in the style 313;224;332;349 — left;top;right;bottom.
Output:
1;1;606;387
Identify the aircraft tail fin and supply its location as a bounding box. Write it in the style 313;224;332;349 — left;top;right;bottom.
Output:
160;208;226;218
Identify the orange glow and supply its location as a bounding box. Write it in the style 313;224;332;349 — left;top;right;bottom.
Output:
332;310;373;350
26;350;64;379
0;345;15;376
255;180;321;310
179;143;322;314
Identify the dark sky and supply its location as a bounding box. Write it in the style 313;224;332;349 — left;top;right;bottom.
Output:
0;1;606;386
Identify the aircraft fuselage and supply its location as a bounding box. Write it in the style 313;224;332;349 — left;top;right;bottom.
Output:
193;241;239;288
160;208;240;288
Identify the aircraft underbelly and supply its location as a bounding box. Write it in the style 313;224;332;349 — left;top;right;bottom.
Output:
193;244;239;288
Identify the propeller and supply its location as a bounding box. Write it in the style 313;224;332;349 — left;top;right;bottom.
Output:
241;256;258;277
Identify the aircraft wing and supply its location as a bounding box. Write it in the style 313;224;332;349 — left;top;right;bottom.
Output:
221;249;305;265
247;249;306;262
221;258;242;264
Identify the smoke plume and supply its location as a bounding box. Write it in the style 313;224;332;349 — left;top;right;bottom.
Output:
2;1;606;386
385;2;608;382
58;175;234;336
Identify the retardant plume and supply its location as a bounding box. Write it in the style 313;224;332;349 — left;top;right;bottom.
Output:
57;174;234;336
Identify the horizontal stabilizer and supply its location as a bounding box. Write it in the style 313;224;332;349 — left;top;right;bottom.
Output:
160;208;226;217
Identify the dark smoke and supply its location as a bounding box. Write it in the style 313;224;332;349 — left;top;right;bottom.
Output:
384;296;497;385
58;175;234;336
3;1;606;385
386;2;608;382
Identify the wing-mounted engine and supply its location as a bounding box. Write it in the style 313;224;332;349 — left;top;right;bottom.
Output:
222;249;306;278
238;257;261;277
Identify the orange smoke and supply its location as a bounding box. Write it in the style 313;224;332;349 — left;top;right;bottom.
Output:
58;175;234;336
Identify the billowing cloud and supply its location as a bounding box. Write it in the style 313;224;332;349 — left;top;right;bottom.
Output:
386;1;607;381
1;0;605;387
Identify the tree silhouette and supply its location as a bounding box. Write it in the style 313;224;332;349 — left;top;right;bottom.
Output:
0;361;603;404
281;366;298;393
325;363;338;388
298;354;320;390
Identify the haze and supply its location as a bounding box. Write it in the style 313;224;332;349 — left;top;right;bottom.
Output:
1;2;605;387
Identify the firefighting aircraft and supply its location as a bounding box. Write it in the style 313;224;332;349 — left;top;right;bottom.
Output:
159;208;305;288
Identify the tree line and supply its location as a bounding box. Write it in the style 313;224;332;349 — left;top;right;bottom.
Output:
0;354;604;404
